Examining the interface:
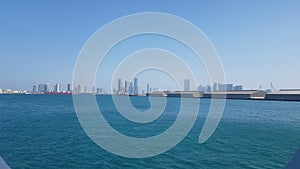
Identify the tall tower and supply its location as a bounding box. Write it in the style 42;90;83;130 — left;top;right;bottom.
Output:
124;80;129;93
129;82;134;95
38;83;50;92
67;84;71;92
46;83;51;92
54;84;60;92
184;79;190;91
77;85;82;94
38;84;44;92
32;83;37;93
213;83;218;92
146;83;150;93
118;78;122;94
133;78;138;95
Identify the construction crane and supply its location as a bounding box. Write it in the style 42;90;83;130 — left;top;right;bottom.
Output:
270;82;276;92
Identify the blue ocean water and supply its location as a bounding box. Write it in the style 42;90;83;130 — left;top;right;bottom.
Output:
0;94;299;169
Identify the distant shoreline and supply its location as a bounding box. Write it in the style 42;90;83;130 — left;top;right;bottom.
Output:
1;93;300;102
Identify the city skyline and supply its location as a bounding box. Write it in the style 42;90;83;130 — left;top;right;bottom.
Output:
1;1;300;91
0;78;282;95
1;2;300;168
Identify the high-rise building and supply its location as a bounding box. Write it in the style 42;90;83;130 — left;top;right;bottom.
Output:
54;84;60;92
124;80;129;93
77;85;82;94
84;86;88;93
46;83;51;92
38;83;50;92
233;85;243;91
38;84;43;92
225;84;233;91
129;82;134;95
38;84;45;92
32;83;37;93
197;85;206;92
207;85;211;92
118;78;122;94
133;78;138;95
67;84;71;92
218;83;233;91
218;83;224;91
213;83;218;92
184;79;190;91
146;83;150;93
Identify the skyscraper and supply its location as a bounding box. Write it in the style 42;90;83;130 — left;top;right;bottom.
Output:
38;83;50;92
213;83;218;92
133;78;138;95
67;84;71;92
129;82;134;95
218;83;233;91
225;84;233;91
207;85;211;92
146;83;150;93
54;84;60;92
233;85;243;91
124;80;129;93
38;83;44;92
32;83;37;93
118;78;122;94
46;83;51;92
77;85;82;94
197;84;206;92
218;83;225;91
184;79;190;91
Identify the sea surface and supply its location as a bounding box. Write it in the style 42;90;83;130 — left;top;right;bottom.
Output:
0;94;300;169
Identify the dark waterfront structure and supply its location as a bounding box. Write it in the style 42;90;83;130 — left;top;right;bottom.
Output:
265;89;300;101
202;90;266;100
146;90;268;100
146;91;204;98
166;91;204;98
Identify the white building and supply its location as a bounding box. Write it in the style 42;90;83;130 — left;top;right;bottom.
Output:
54;84;60;92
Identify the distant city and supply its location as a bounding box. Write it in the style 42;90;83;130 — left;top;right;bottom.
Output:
1;78;300;101
0;78;283;95
113;78;247;96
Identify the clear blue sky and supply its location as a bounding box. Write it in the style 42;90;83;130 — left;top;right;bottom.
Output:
1;0;300;91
